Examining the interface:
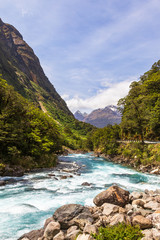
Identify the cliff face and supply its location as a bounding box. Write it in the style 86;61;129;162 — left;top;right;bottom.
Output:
0;18;72;116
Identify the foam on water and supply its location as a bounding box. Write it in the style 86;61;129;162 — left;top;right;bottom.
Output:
1;153;160;239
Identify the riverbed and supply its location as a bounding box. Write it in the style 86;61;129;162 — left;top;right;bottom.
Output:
1;153;160;240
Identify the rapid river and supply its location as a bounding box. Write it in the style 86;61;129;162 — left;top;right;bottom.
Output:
1;153;160;240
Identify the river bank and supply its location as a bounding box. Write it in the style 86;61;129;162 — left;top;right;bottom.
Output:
1;153;160;239
0;158;82;186
19;185;160;240
95;152;160;175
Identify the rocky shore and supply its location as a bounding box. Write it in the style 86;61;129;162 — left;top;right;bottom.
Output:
19;185;160;240
95;153;160;175
0;160;81;186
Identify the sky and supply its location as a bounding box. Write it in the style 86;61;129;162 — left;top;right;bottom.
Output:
1;0;160;113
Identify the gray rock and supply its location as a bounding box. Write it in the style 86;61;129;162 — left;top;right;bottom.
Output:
93;185;129;207
109;213;126;226
71;211;94;229
53;231;65;240
144;201;160;210
147;212;160;230
44;221;60;240
141;229;153;239
67;226;78;235
18;229;44;240
130;191;143;201
53;204;91;229
83;224;98;234
44;217;54;229
65;230;82;240
76;234;94;240
152;228;160;239
102;203;119;216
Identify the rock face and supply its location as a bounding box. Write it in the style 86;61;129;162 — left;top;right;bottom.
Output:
93;185;130;207
74;105;121;128
53;204;93;229
0;18;72;116
19;185;160;240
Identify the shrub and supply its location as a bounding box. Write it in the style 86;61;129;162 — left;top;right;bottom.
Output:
92;223;144;240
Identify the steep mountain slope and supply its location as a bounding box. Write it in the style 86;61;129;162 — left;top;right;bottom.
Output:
0;18;95;149
0;18;71;116
74;105;121;128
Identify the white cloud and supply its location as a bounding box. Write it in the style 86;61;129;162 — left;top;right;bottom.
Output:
65;77;136;113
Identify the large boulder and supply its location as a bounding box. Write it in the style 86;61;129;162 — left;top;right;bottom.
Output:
93;185;130;207
132;215;153;229
53;204;93;229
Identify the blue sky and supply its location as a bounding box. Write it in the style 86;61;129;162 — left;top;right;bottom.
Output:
1;0;160;113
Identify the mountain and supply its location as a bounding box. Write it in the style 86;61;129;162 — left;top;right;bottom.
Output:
0;18;94;149
74;105;121;128
0;18;71;116
74;110;88;121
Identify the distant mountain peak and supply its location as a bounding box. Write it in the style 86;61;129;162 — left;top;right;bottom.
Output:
74;105;121;127
74;110;88;121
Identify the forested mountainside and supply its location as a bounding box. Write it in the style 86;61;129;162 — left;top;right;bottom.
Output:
86;61;160;168
74;105;121;128
118;60;160;142
0;78;62;170
0;18;95;151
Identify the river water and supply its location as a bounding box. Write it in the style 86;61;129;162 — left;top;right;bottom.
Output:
1;153;160;240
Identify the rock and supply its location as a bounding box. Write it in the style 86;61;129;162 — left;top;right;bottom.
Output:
44;221;60;240
129;191;143;201
76;234;93;240
67;226;78;234
125;204;133;212
18;229;44;240
93;185;130;207
71;211;94;229
141;229;153;239
132;199;145;207
53;231;65;240
44;217;54;229
109;213;127;226
150;168;159;174
83;224;98;234
65;230;82;240
53;204;90;229
144;201;160;210
81;182;91;186
152;228;160;239
147;212;160;229
102;203;119;216
0;180;6;186
21;238;30;240
155;196;160;203
60;175;68;179
137;209;153;217
132;215;153;229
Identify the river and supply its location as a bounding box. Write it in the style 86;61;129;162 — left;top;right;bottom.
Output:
1;153;160;240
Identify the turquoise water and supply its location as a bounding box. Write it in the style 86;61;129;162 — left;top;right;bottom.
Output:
1;153;160;240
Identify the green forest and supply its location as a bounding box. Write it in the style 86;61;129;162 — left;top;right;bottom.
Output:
87;61;160;167
1;60;160;171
